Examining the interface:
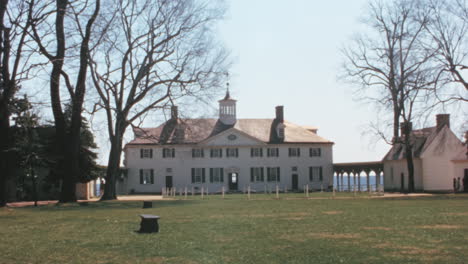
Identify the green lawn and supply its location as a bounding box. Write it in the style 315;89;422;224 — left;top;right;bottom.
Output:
1;194;467;264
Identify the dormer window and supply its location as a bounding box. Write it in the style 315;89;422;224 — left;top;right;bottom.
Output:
277;123;285;139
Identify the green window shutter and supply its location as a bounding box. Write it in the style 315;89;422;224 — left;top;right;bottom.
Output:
163;149;166;158
210;168;214;183
309;148;312;157
288;148;291;156
276;148;279;157
150;169;154;184
172;148;175;158
277;167;281;182
261;167;264;181
210;149;213;158
267;167;271;181
140;149;143;158
192;149;195;158
140;169;143;184
149;149;153;158
260;148;263;157
267;148;270;157
235;148;238;157
297;148;301;157
201;149;204;158
250;148;253;157
220;168;224;182
202;168;206;183
319;167;323;181
309;167;313;181
220;149;223;158
191;168;195;183
250;168;254;182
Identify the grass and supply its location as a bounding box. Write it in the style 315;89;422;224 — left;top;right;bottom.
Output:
1;193;468;264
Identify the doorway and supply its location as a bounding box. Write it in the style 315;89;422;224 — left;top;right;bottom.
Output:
292;174;298;191
165;176;173;189
228;173;238;191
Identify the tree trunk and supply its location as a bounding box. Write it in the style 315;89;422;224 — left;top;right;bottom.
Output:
31;166;37;207
0;104;9;206
404;138;415;193
392;98;400;141
100;123;125;201
52;0;70;202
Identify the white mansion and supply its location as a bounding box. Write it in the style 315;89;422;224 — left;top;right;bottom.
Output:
122;91;334;194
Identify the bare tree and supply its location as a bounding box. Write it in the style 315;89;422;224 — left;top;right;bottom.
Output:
30;0;100;202
421;0;468;102
342;0;436;192
0;0;36;206
89;0;228;200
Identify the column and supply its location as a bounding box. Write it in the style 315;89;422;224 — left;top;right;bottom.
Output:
377;171;381;191
341;173;344;191
358;172;361;192
353;172;356;192
336;172;340;190
347;173;351;192
366;171;370;192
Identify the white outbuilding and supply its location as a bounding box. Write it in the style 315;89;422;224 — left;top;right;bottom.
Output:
383;114;468;192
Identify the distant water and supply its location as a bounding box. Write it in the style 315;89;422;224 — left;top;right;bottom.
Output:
333;175;382;191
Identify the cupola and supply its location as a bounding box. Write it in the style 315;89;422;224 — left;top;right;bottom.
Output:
218;87;237;125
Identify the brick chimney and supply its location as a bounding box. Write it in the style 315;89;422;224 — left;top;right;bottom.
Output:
275;106;284;123
436;114;450;132
171;106;178;120
400;122;412;137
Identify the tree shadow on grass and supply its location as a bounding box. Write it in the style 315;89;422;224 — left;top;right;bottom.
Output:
14;199;204;212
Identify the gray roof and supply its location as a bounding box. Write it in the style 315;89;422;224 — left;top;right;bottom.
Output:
128;118;333;145
383;126;438;161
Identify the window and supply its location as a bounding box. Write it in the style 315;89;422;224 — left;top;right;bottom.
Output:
226;148;239;158
210;148;223;158
250;148;263;157
267;167;281;182
267;148;279;157
209;168;224;183
278;127;285;138
288;148;301;157
192;148;204;158
191;168;205;184
250;167;264;182
139;169;154;184
162;148;175;158
309;148;321;157
309;166;323;181
140;149;153;159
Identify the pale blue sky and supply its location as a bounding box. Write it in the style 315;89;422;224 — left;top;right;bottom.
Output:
216;0;388;162
87;0;464;165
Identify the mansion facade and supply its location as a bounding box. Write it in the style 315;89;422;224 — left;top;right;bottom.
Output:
122;91;334;194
